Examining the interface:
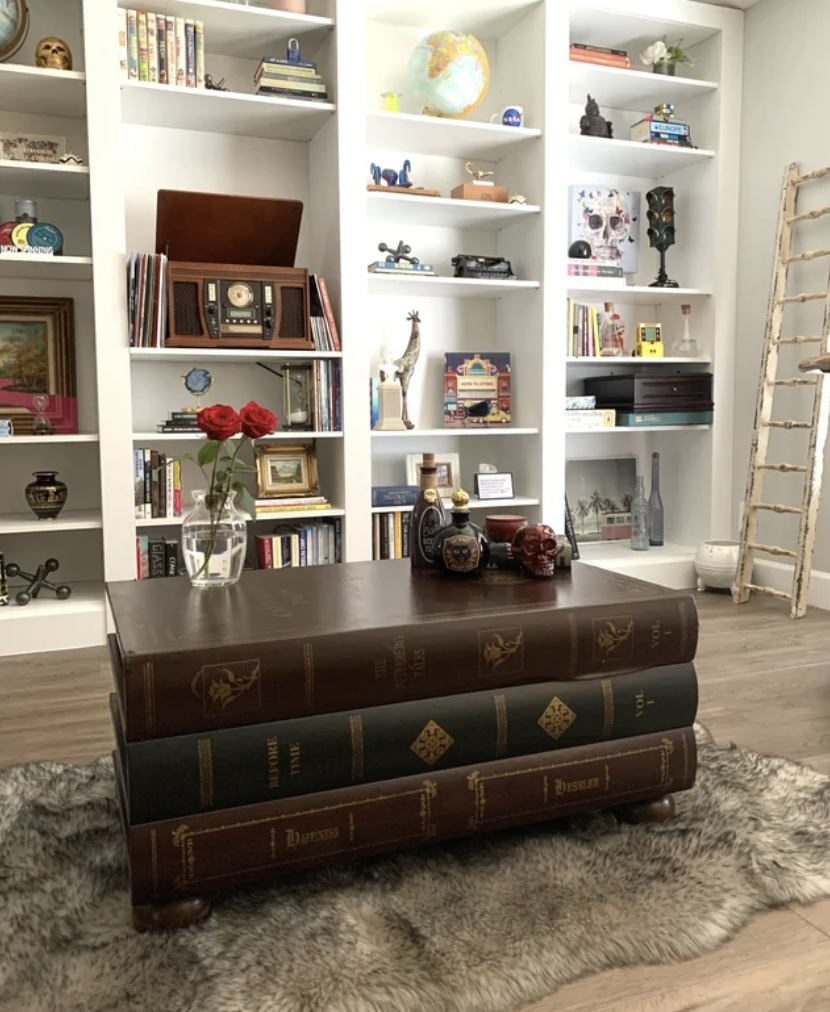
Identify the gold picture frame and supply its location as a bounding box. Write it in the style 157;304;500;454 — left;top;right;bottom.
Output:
256;443;320;499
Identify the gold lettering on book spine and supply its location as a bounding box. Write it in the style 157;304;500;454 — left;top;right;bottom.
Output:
350;715;364;782
303;644;314;708
494;694;508;757
197;739;214;810
143;662;156;735
601;679;614;738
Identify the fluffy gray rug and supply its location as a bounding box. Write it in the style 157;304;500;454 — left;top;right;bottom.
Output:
2;726;830;1012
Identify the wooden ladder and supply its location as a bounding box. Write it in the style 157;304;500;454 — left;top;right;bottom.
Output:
734;161;830;619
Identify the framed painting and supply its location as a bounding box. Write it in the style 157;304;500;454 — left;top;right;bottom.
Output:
406;452;461;498
256;443;320;499
566;456;637;543
0;297;77;434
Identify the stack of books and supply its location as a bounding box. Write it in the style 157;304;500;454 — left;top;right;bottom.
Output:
569;43;632;69
254;56;329;102
255;518;342;569
127;252;167;348
135;536;179;580
133;449;182;520
119;10;205;87
106;563;699;917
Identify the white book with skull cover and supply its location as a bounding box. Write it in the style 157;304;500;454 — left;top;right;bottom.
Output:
569;185;640;275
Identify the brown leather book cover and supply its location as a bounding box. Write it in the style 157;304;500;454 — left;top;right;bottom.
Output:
106;562;698;741
121;727;696;905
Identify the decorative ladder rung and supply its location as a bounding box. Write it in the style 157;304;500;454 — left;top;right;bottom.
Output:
755;503;803;515
787;205;830;225
777;292;826;305
793;165;830;185
764;420;813;429
775;336;823;345
743;584;793;602
759;463;808;473
771;378;819;387
748;543;798;559
786;249;830;263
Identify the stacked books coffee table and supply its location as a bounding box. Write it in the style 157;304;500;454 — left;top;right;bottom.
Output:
106;562;699;931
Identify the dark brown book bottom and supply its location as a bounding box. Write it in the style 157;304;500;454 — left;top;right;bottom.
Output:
120;728;696;906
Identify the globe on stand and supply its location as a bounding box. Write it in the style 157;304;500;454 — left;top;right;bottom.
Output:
407;30;490;119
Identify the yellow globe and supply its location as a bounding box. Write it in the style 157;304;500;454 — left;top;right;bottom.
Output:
407;30;490;119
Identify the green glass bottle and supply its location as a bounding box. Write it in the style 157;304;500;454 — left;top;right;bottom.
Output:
433;489;490;578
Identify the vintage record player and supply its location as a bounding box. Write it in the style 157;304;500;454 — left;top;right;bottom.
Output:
156;190;312;350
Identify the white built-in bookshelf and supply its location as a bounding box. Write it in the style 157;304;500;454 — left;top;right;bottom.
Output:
0;0;743;656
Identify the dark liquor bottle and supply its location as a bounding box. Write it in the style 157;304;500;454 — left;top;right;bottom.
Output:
649;451;664;547
433;489;490;578
410;452;449;569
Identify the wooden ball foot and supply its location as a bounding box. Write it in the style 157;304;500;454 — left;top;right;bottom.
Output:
616;794;676;825
132;895;212;932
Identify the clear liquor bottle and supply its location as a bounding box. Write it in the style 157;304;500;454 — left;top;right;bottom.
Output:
631;475;650;552
649;451;664;547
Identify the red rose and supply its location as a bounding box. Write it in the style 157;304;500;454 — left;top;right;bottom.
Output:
197;405;241;442
239;401;277;439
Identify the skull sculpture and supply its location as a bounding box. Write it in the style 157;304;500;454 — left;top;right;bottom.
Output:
35;37;73;71
512;524;558;579
580;189;630;263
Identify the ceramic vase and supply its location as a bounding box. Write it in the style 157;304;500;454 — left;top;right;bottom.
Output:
25;471;67;520
181;489;248;588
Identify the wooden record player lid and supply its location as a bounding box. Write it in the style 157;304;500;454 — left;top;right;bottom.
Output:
155;190;303;267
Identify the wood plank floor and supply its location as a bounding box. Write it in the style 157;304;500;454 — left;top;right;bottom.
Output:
1;593;830;1009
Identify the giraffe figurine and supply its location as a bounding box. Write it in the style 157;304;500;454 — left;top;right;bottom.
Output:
394;310;421;430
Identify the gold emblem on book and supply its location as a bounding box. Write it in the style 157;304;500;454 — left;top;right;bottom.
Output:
593;617;635;658
411;720;454;766
197;658;262;717
538;697;576;739
479;628;525;676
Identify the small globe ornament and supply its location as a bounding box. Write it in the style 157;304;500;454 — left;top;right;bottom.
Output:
182;367;213;409
408;30;490;119
0;0;29;62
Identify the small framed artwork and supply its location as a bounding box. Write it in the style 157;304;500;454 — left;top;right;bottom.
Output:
473;472;515;501
406;452;461;497
566;455;637;543
256;443;320;499
0;297;77;434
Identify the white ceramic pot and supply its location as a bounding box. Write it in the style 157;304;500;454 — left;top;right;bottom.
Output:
695;540;740;592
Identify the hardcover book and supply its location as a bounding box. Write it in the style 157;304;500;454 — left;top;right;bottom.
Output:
106;562;698;741
444;352;511;427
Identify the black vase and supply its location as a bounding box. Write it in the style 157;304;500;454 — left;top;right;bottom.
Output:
25;471;68;520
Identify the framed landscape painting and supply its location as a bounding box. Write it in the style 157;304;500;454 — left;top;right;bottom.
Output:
0;297;77;434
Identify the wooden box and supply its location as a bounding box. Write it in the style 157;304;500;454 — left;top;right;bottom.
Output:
450;183;509;204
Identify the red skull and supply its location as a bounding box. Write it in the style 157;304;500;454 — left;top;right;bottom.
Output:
512;524;558;578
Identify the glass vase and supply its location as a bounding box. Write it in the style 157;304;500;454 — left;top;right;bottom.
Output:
181;489;248;588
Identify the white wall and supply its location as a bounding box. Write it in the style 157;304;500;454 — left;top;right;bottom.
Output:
735;0;830;577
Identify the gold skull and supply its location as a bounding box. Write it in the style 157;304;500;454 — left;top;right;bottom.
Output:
35;37;73;71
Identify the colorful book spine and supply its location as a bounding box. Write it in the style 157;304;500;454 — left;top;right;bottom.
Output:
195;21;205;88
117;8;128;80
166;14;176;87
147;12;158;83
127;10;139;81
175;18;186;87
118;728;696;904
137;11;149;82
157;15;167;85
184;19;196;87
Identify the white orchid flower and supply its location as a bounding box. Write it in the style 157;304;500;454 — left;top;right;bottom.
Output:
641;40;669;66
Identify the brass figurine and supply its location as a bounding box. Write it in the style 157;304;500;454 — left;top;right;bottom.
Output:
35;37;72;71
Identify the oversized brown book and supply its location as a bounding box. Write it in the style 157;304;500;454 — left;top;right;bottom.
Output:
106;562;698;741
116;727;696;907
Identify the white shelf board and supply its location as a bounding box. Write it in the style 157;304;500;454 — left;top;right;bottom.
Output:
133;431;342;441
566;425;711;434
0;65;87;119
372;428;539;438
567;283;712;304
116;0;333;60
0;434;99;445
130;348;342;363
567;356;711;365
368;274;539;298
0;255;93;281
568;135;715;177
367;192;541;229
371;496;540;514
136;507;346;527
121;82;335;142
568;63;718;110
364;0;539;36
367;112;542;161
0;160;90;200
0;510;103;535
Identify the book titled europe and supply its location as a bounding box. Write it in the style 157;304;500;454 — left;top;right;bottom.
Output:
444;352;511;427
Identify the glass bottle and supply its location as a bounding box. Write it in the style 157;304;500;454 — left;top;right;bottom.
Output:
181;489;248;588
631;476;650;552
410;453;449;569
600;302;624;357
649;452;664;547
433;489;490;578
671;303;700;357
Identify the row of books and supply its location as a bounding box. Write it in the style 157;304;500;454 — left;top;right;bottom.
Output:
309;274;341;352
569;42;632;69
127;252;167;349
118;10;205;87
255;518;342;569
133;449;182;520
135;535;179;580
254;56;329;103
372;510;412;561
106;563;700;907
